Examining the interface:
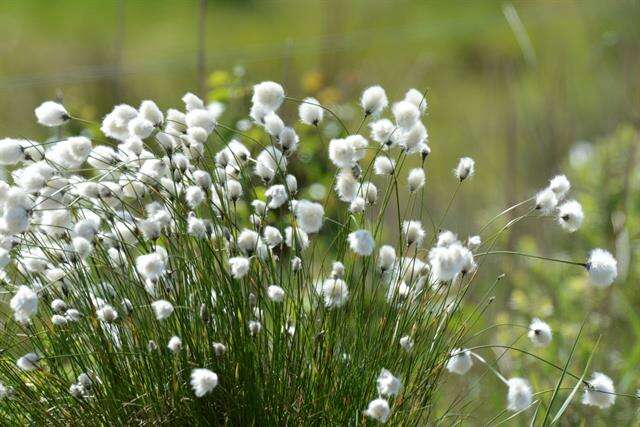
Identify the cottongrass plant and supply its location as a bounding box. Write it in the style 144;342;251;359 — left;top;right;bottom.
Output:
0;82;635;424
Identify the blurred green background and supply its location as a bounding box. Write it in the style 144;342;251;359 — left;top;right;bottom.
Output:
1;0;639;423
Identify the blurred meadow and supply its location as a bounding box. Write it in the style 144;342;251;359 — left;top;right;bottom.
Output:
1;0;639;423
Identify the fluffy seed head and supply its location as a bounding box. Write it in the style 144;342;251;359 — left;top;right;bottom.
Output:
298;97;323;125
557;200;584;232
404;88;427;113
377;369;402;397
252;81;285;111
229;257;250;279
348;230;375;256
294;200;324;234
267;285;285;302
10;285;38;323
549;174;570;200
455;157;475;181
361;86;388;116
507;378;533;412
364;398;390;423
35;101;69;127
151;300;174;320
378;245;396;272
446;348;473;375
528;318;552;347
582;372;616;409
392;101;420;129
167;336;182;353
320;278;349;308
587;249;617;287
407;168;425;192
535;188;558;215
190;368;218;397
374;156;395;175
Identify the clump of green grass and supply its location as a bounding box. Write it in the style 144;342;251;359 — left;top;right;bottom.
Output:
0;83;635;424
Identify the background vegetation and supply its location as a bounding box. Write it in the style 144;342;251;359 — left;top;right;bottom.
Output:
1;0;638;423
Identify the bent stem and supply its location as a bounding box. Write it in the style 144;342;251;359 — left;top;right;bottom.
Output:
474;251;587;268
470;352;509;385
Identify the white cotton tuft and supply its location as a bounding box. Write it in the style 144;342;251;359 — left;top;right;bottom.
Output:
263;226;283;248
402;221;425;247
335;169;358;202
446;348;473;375
528;318;552;347
139;100;163;126
331;261;345;279
298;97;323;125
467;235;481;250
151;300;174;320
190;368;218;397
294;200;324;234
52;314;68;326
135;252;166;281
0;139;25;165
346;135;369;162
127;116;154;139
229;257;250;279
582;372;616;409
455;157;475;181
549;174;570;200
348;230;375;256
16;353;40;371
320;278;349;308
263;112;284;137
254;147;287;183
248;320;262;336
285;227;309;251
374;156;395;175
267;285;285;302
507;378;533;412
535;188;558;215
185;185;205;209
364;398;390;423
369;119;396;148
378;245;396;272
264;184;288;209
51;299;67;313
407;168;425;192
185;109;216;134
35;101;70;127
361;86;388;116
400;122;428;155
213;342;226;357
252;81;285;111
404;88;428;113
182;92;205;111
237;229;260;255
376;369;402;397
392;101;420;130
328;138;356;169
167;336;182;353
349;197;366;213
278;127;299;154
557;200;584;232
586;249;617;287
101;104;137;141
399;336;414;353
10;285;38;323
96;304;118;323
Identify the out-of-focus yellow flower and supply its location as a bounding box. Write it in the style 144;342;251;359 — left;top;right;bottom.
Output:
208;70;231;87
301;71;324;93
318;87;342;105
